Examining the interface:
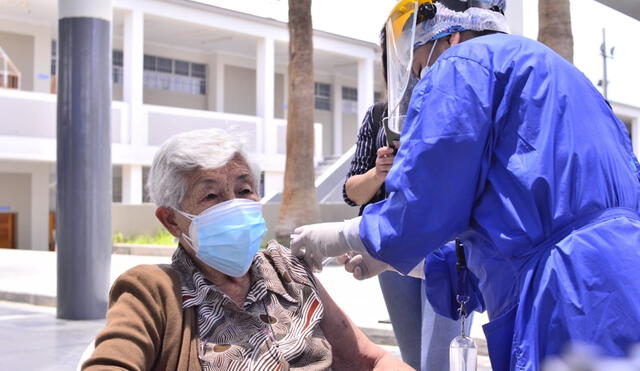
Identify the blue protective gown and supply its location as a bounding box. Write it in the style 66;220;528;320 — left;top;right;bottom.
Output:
360;33;640;370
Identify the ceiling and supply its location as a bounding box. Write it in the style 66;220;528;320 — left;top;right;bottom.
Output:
0;0;379;80
114;13;365;76
595;0;640;21
0;0;57;26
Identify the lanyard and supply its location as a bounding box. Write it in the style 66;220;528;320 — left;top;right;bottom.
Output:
455;239;470;335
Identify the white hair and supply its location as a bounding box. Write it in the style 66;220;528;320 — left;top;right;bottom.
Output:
147;128;260;208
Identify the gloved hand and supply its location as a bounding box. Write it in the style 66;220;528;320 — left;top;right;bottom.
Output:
336;252;391;280
290;222;352;272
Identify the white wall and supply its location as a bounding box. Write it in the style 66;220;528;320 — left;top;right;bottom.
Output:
315;109;334;157
0;161;51;251
341;113;359;153
225;64;257;115
0;173;31;250
274;72;285;119
111;203;164;237
144;89;208;110
0;31;34;91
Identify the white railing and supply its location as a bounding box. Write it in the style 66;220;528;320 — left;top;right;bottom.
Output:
0;90;325;164
0;89;126;144
144;104;262;152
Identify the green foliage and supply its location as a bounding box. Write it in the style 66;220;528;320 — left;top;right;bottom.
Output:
112;229;177;246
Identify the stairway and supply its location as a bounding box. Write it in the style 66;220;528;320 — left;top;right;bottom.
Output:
0;46;21;90
262;147;356;205
314;155;342;178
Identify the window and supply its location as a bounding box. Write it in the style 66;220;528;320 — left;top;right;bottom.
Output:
156;57;172;73
113;50;123;67
623;120;633;141
113;50;123;85
342;87;357;114
50;40;57;76
174;60;189;76
144;55;157;71
191;63;206;79
112;165;122;203
142;167;151;203
315;82;331;111
142;54;206;95
342;87;358;101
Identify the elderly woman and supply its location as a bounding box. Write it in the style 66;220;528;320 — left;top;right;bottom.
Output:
82;129;411;371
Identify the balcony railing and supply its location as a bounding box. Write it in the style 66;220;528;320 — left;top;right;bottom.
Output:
0;89;125;143
0;90;324;163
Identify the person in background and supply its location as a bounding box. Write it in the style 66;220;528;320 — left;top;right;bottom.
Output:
342;25;470;370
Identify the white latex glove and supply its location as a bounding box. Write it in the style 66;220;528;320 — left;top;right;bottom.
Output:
290;222;352;273
337;253;426;281
336;252;391;280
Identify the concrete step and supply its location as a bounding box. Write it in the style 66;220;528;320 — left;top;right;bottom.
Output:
112;243;174;257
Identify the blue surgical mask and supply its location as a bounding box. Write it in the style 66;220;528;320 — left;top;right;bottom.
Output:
176;198;267;277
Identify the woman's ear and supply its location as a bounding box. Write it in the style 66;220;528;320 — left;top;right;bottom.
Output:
156;207;182;238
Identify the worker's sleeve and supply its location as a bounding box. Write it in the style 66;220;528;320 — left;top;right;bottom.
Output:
424;242;485;320
360;56;496;273
82;266;167;370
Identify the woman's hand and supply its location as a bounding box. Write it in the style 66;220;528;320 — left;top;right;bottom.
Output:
374;141;401;182
345;141;401;206
374;146;395;182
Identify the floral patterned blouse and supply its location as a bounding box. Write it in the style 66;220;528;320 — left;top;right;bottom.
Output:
171;241;332;370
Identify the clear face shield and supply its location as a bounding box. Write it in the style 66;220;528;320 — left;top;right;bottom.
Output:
383;0;424;146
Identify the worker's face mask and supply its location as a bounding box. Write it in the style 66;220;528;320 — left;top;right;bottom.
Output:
175;198;267;277
419;38;439;80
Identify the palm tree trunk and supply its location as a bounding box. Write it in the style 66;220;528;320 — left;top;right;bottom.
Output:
538;0;574;63
275;0;320;242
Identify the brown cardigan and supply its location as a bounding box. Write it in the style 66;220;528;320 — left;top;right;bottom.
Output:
82;264;202;371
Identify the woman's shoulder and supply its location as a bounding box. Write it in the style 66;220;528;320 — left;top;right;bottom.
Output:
110;264;182;300
259;241;318;289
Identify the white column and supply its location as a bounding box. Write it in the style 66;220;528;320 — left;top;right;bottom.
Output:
33;27;53;93
123;8;144;146
256;37;275;154
216;54;225;112
122;164;143;204
332;76;343;156
31;164;49;250
207;53;218;111
357;58;375;126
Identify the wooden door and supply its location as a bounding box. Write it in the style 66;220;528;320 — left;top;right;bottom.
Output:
0;213;16;249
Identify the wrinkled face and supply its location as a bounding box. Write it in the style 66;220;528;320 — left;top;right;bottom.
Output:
174;153;258;235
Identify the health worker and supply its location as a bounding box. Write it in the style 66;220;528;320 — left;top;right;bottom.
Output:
291;0;640;369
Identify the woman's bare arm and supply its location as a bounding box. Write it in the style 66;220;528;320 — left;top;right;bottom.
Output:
315;277;414;371
345;146;395;206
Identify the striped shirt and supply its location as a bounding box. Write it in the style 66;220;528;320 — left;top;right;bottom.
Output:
343;103;388;213
171;242;332;370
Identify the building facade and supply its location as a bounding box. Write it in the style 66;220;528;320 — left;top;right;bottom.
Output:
1;0;639;250
0;0;385;250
